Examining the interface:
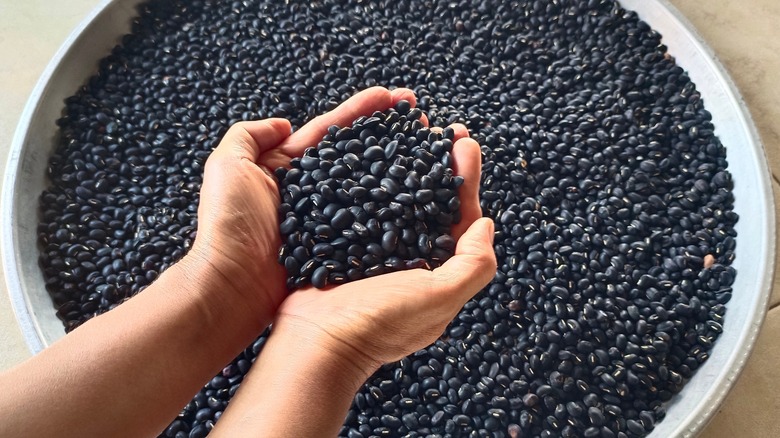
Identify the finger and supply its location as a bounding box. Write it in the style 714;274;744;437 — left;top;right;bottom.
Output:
277;87;424;160
431;217;496;301
210;119;292;164
280;86;392;157
447;123;470;142
432;123;467;138
450;137;483;238
348;218;495;308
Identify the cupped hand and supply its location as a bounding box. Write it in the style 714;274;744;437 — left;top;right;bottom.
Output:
274;217;496;373
197;87;493;438
271;116;496;375
188;87;431;322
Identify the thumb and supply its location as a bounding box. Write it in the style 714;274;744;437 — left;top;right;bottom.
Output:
209;118;291;164
430;217;497;301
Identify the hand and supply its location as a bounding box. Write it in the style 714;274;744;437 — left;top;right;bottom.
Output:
274;217;496;372
211;217;496;438
271;120;496;374
210;91;495;438
188;87;429;322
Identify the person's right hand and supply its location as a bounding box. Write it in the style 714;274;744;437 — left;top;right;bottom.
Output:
211;216;496;437
270;117;497;374
212;91;497;438
273;216;496;374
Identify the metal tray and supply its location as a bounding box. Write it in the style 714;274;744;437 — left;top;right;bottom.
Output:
2;1;773;436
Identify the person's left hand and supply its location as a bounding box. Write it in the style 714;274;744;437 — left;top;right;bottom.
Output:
189;87;428;322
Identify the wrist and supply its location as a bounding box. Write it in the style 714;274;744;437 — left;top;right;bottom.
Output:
272;315;381;388
211;314;377;438
181;242;281;329
166;249;273;341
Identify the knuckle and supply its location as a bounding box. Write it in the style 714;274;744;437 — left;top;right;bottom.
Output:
203;153;222;172
229;120;252;133
477;252;498;280
479;249;498;271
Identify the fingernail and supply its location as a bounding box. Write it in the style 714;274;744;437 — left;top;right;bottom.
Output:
486;218;495;244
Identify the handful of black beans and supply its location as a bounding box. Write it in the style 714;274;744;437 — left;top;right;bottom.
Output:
276;102;463;290
38;0;739;437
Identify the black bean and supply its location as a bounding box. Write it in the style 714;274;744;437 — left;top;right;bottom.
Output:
312;243;334;258
369;161;388;177
356;175;376;189
415;189;434;203
300;156;320;170
381;231;398;253
188;425;208;438
384;140;399;159
331;209;353;229
40;1;739;436
434;235;456;252
350;222;368;239
279;217;298;235
394;193;414;205
330;164;351;179
364;146;385;161
388;164;407;178
395;100;411;114
379;178;400;195
311;266;329;289
627;419;646;435
527;251;545;263
403;174;420;190
522;394;539;407
588;407;605;426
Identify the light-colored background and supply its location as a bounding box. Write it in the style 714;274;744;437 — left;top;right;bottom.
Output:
0;1;778;436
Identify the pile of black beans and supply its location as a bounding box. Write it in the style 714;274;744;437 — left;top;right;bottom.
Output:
277;102;462;290
37;0;738;437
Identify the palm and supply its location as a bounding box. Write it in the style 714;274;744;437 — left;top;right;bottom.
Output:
278;274;456;365
194;88;450;316
276;214;496;368
269;87;487;366
194;120;291;316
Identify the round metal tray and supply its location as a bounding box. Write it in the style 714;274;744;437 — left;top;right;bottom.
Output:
2;0;774;436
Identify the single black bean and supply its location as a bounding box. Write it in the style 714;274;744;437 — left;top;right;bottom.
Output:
364;146;385;161
331;209;353;229
279;217;298;235
311;266;329;289
381;231;398;253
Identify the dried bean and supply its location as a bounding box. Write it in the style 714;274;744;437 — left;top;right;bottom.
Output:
38;0;738;436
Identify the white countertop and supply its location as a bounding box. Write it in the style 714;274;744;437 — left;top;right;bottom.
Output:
1;1;778;436
0;0;105;370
